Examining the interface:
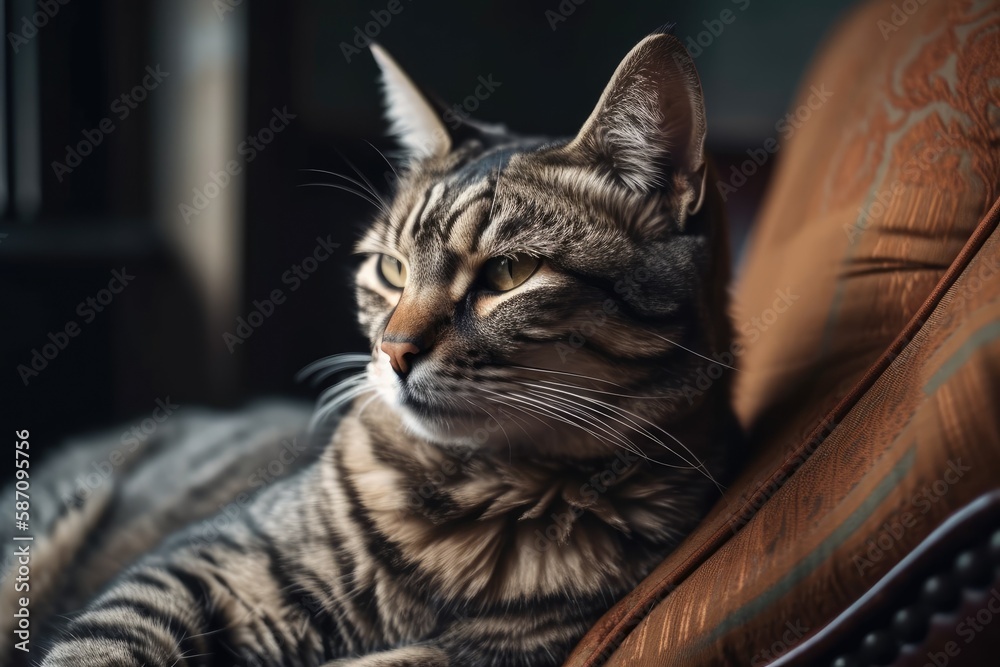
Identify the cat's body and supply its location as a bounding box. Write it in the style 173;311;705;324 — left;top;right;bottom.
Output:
6;30;742;667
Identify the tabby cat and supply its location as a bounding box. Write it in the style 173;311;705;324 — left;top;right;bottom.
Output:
11;29;741;667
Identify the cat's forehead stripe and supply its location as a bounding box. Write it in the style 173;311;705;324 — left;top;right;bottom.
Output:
448;176;493;214
446;197;494;255
397;189;431;246
409;182;447;243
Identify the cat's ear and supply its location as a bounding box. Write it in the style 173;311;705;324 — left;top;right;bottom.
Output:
569;32;708;216
370;43;452;163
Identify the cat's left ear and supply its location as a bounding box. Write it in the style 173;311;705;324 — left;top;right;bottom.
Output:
370;44;507;167
370;43;452;163
568;32;708;217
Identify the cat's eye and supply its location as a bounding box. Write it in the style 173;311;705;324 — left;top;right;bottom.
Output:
481;254;540;292
378;254;408;289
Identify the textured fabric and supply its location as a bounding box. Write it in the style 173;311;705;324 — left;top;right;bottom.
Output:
564;0;1000;664
734;0;1000;455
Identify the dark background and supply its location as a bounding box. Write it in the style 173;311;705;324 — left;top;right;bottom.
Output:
0;0;856;463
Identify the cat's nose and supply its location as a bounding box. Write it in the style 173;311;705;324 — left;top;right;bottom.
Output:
381;339;421;377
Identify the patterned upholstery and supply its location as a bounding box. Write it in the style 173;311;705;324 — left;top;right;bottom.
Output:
565;0;1000;664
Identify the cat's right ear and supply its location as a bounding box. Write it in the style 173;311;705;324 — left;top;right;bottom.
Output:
370;43;453;164
567;32;708;219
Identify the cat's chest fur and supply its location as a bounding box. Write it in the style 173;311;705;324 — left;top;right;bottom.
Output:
325;401;687;611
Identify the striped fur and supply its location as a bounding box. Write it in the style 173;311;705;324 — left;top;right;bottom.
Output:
28;31;741;666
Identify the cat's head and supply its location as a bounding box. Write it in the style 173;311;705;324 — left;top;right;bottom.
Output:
355;32;733;457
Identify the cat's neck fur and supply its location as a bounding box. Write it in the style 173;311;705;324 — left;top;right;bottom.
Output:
326;397;723;607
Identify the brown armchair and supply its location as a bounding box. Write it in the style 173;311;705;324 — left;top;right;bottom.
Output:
565;0;1000;665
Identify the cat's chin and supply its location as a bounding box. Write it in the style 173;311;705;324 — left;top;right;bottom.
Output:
391;395;517;449
368;357;489;446
396;408;483;446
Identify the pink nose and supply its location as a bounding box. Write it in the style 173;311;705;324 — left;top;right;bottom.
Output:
381;340;421;377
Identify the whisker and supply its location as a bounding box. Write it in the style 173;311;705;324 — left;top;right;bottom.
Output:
648;332;739;371
310;385;375;434
519;382;724;491
515;389;663;463
536;378;662;400
299;168;386;209
522;385;697;470
506;364;628;388
298;183;388;214
364;140;399;182
308;370;374;438
334;148;387;211
524;386;672;453
483;389;646;461
356;392;380;417
459;396;515;460
296;353;370;385
488;152;504;226
480;393;555;432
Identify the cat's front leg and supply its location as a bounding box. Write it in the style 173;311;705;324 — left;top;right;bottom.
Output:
39;507;333;666
39;562;205;667
323;645;448;667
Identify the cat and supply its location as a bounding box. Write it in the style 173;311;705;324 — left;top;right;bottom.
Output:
12;28;741;667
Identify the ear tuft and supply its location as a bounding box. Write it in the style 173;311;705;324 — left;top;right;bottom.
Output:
370;43;451;164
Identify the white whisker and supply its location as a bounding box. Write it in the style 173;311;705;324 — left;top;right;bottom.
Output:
298;182;388;214
648;332;739;371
